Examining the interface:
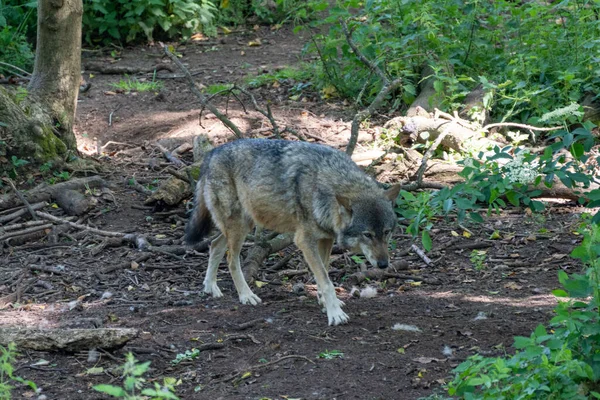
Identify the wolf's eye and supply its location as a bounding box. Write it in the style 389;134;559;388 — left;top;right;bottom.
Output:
384;229;391;236
363;232;373;239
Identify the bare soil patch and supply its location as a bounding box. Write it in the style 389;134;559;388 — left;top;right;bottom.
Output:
1;25;585;399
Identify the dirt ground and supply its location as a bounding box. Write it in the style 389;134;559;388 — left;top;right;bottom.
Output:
0;25;587;399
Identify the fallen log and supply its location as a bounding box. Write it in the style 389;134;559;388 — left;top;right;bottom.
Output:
0;327;139;351
243;233;294;284
0;176;107;211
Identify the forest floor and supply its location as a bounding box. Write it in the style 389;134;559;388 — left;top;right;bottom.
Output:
0;25;587;399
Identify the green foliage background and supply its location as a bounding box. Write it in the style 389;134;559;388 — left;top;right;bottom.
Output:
308;0;600;123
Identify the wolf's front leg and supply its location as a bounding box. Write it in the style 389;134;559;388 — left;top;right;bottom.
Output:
296;234;348;326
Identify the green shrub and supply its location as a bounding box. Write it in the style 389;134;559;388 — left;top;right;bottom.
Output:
0;343;37;398
0;1;36;75
216;0;326;26
0;0;37;41
446;220;600;399
308;0;600;122
82;0;217;44
0;26;34;75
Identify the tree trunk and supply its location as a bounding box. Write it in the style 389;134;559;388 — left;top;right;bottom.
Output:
28;0;83;150
0;0;82;171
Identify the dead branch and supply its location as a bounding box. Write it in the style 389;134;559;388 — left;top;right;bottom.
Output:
483;122;563;132
234;85;286;137
384;113;504;154
243;233;294;284
343;268;440;287
0;224;52;242
267;250;300;271
83;62;174;75
36;211;125;237
4;178;38;220
155;142;186;168
340;19;402;156
402;122;452;191
2;220;48;231
411;244;433;266
0;327;138;351
0;202;46;224
161;44;243;138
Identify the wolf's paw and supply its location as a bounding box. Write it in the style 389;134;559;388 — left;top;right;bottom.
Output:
239;292;262;306
203;283;223;298
327;308;349;326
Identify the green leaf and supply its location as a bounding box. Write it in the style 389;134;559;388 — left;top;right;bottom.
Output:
534;324;547;337
552;289;568;297
421;230;432;252
469;212;484;223
93;384;127;397
505;191;520;207
443;198;453;214
570;142;585;159
558;270;569;285
513;336;532;349
529;200;545;212
141;388;180;399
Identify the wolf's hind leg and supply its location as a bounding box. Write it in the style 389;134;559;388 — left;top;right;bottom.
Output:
203;234;227;297
296;233;348;326
226;221;262;306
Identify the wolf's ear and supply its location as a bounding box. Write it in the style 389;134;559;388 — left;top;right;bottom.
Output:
384;184;401;203
336;195;352;214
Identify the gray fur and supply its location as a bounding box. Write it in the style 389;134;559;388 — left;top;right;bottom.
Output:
185;139;400;326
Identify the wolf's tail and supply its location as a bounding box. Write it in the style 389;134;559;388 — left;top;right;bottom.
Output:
184;178;214;244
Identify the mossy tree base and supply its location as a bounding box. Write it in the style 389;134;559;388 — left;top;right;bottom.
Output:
0;86;72;172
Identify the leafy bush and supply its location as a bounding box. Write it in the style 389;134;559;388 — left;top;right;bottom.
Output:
307;0;600;122
0;0;37;40
396;117;600;249
94;353;179;399
446;220;600;399
0;1;36;75
216;0;326;26
82;0;217;44
0;343;37;397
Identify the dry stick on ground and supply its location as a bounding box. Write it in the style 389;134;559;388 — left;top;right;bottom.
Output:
0;224;53;242
2;220;48;231
483;122;563;133
161;43;243;139
83;62;174;75
155;142;186;168
267;249;301;272
0;202;46;225
4;178;38;220
401;122;453;191
340;19;403;156
234;85;288;138
36;211;127;238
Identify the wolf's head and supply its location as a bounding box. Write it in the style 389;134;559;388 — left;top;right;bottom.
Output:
337;185;400;269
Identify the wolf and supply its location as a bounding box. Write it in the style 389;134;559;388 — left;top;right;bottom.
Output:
185;139;400;326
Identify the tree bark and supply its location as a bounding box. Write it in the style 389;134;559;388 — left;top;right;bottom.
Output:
28;0;83;150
